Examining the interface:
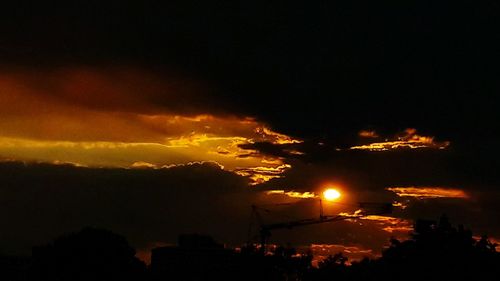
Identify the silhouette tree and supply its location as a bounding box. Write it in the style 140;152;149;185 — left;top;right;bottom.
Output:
476;235;498;253
374;215;500;281
305;215;499;281
4;216;498;281
305;252;348;281
31;227;146;281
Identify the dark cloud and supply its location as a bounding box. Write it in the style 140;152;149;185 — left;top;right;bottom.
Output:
0;161;425;258
1;1;499;143
234;124;500;241
0;161;253;255
0;67;231;118
244;133;500;191
250;141;500;239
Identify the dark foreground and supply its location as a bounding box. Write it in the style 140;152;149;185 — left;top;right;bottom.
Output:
1;216;498;281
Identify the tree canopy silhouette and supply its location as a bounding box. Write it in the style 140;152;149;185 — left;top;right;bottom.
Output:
31;227;146;281
2;216;498;281
306;215;500;281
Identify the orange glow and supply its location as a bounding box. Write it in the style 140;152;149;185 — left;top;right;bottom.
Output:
362;215;413;233
339;209;363;217
323;188;341;201
266;190;317;199
351;128;449;151
339;210;413;234
0;67;304;185
387;187;468;199
255;127;303;144
235;164;292;185
358;130;379;138
0;67;307;185
0;131;290;185
311;244;377;267
474;236;500;252
392;201;408;209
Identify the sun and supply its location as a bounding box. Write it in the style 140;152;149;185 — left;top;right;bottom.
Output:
323;188;341;201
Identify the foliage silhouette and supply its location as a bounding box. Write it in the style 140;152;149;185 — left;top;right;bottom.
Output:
306;214;500;281
1;216;498;281
30;227;146;281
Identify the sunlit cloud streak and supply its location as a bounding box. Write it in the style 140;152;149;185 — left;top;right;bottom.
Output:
254;127;303;145
235;165;292;185
338;209;413;234
358;130;379;138
362;215;413;233
387;187;469;199
0;67;305;185
265;189;317;199
392;201;408;210
310;244;376;266
351;128;450;151
0;128;295;185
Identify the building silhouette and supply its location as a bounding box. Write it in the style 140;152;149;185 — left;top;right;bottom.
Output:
151;234;236;280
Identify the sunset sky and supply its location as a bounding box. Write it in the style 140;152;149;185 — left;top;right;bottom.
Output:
1;2;499;261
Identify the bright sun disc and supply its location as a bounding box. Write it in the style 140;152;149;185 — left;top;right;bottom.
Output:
323;188;341;201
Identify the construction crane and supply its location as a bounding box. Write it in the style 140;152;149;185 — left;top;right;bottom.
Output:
248;199;393;253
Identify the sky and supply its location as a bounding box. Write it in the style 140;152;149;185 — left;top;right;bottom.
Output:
0;1;499;261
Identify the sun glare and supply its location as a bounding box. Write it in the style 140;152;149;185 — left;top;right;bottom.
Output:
323;188;341;201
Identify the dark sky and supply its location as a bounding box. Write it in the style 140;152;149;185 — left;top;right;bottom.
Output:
0;1;499;258
1;1;498;133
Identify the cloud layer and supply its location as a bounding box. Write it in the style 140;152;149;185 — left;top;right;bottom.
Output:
0;66;498;261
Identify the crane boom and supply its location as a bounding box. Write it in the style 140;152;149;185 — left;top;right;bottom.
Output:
250;200;392;253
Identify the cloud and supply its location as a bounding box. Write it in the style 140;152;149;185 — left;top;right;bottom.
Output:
234;165;292;185
246;130;499;243
358;130;379;138
0;67;212;117
130;161;158;169
387;187;469;199
334;210;412;234
0;161;253;255
266;190;317;199
0;131;295;185
360;215;413;233
254;127;303;145
0;159;496;263
0;136;253;169
0;3;498;266
0;68;497;261
0;68;308;184
310;244;376;266
0;67;282;143
0;161;405;258
350;128;450;151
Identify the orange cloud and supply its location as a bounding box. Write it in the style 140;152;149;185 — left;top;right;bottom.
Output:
362;215;413;233
351;128;449;151
255;127;303;145
358;130;379;138
339;209;364;217
235;165;292;185
338;209;413;234
387;187;468;199
392;201;408;210
266;189;317;199
0;67;302;185
0;130;292;184
311;244;377;266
